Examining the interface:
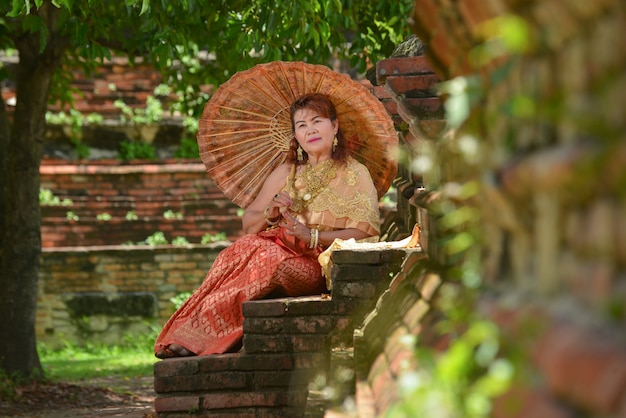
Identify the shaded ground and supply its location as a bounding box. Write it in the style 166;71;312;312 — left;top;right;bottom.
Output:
0;376;155;417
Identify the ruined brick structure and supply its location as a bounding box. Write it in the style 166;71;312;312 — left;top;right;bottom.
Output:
34;0;626;415
356;0;626;417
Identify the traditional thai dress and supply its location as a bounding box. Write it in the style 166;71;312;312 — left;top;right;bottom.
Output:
154;157;380;356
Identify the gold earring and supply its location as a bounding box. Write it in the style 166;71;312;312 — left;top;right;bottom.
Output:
297;146;303;161
332;135;338;152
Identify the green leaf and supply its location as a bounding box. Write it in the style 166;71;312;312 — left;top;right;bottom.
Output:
140;0;150;15
7;0;26;17
310;25;320;48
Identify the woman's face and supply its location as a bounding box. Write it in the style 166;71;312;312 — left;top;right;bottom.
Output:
293;108;338;162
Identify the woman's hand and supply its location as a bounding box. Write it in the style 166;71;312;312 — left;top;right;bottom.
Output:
242;164;291;234
267;191;292;220
280;210;309;244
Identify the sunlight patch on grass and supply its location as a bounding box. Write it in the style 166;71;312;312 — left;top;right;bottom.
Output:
42;351;156;382
38;330;158;383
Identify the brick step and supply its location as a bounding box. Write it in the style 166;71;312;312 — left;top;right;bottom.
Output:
154;352;322;417
41;199;236;218
42;184;221;196
242;296;335;353
40;187;223;200
41;193;229;203
40;190;225;204
39;162;220;199
153;249;416;416
155;296;333;417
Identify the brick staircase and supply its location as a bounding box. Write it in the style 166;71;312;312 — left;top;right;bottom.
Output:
39;160;243;247
153;248;424;417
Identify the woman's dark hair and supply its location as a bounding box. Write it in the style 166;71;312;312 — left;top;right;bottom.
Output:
288;93;349;164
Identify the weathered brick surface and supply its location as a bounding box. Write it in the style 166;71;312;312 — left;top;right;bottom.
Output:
154;395;200;413
154;249;417;416
350;251;437;417
201;390;307;409
40;160;243;247
376;56;435;82
358;0;626;414
38;244;226;346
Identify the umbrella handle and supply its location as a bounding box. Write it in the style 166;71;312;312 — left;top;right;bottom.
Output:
286;163;296;194
279;163;297;219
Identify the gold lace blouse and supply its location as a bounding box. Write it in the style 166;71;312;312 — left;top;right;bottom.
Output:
283;156;380;237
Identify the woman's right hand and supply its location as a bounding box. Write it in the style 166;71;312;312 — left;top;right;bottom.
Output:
268;191;292;219
242;164;292;234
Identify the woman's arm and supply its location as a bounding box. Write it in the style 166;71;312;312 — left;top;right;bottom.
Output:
316;228;371;247
242;164;292;234
281;208;373;247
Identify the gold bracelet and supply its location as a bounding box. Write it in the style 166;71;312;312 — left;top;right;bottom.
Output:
264;206;280;225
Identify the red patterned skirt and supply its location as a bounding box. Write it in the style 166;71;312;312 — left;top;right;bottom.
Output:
154;227;325;356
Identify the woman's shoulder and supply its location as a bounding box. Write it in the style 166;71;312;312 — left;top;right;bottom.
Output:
344;156;368;173
269;163;293;178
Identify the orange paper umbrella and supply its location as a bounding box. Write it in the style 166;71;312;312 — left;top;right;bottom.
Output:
197;61;398;208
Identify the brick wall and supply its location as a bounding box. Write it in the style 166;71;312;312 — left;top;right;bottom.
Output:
37;158;398;350
37;159;243;346
38;243;227;347
28;55;207;157
40;159;244;247
354;0;626;417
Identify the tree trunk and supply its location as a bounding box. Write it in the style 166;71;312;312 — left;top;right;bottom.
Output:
0;88;9;256
0;11;65;378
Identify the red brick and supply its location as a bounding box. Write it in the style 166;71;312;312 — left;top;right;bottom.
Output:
368;355;392;402
429;28;464;76
382;100;398;117
155;371;248;393
285;316;335;334
201;390;306;409
385;74;441;97
253;370;315;388
281;297;332;315
154;395;200;413
243;317;285;334
376;56;435;85
154;357;200;377
243;335;289;353
402;299;430;332
371;85;392;100
458;0;503;33
355;380;376;418
290;334;328;352
387;344;416;377
242;299;287;317
412;0;442;40
417;272;442;301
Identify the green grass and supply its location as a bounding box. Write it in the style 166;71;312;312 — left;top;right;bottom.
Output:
38;330;158;383
0;331;160;401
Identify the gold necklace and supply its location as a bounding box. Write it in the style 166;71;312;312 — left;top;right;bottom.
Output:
290;160;337;213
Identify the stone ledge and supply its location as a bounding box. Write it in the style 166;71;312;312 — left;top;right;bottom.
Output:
330;248;409;265
40;160;204;174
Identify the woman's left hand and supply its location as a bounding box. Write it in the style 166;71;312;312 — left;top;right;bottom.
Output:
281;211;309;243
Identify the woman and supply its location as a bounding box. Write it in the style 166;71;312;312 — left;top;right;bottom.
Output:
155;93;380;358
